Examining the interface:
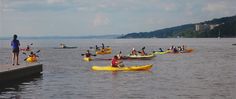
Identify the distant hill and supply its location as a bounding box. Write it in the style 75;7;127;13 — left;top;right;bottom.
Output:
119;15;236;38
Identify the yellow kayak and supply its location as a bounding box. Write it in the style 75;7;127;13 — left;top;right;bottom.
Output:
153;50;171;55
83;57;92;62
103;47;112;51
96;48;112;55
91;64;152;71
26;56;37;63
127;54;155;59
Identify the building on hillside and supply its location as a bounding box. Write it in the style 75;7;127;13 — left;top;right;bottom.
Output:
195;23;209;31
195;23;221;31
209;24;220;30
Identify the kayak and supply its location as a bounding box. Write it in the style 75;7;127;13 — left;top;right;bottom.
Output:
20;48;31;51
83;57;92;62
96;48;112;55
91;64;152;71
26;56;37;63
183;48;193;53
127;54;155;59
169;48;194;54
96;50;112;55
153;50;171;55
103;47;112;51
54;47;77;49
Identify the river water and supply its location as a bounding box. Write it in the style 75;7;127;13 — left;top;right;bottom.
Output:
0;38;235;99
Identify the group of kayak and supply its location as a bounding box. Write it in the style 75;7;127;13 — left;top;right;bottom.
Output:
20;44;40;63
23;43;194;71
83;44;194;71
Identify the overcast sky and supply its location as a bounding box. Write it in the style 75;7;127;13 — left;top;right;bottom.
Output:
0;0;236;37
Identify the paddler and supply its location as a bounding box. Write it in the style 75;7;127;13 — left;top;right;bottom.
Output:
28;51;38;58
130;48;137;55
26;45;30;51
116;51;123;59
95;45;100;51
85;50;92;58
140;47;146;56
159;48;164;52
60;43;66;48
111;55;124;67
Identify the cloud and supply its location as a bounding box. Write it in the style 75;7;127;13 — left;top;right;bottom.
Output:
93;13;110;27
202;1;227;12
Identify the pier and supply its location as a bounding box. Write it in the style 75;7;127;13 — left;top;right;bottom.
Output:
0;63;43;84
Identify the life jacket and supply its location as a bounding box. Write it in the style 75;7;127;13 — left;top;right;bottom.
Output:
131;50;137;55
85;53;91;57
111;58;118;67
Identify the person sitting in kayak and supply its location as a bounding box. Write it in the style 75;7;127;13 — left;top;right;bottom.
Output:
111;55;124;67
173;47;178;53
178;46;185;53
60;43;67;48
85;50;92;58
117;51;123;59
159;48;164;52
28;51;38;58
99;43;106;52
170;45;174;50
181;45;185;52
140;47;147;56
24;51;38;62
26;45;30;51
131;48;137;55
102;43;105;49
95;45;100;51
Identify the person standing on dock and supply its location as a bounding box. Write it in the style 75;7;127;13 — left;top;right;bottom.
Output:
11;34;20;65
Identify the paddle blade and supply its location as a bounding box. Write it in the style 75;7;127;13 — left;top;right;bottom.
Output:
36;50;40;53
142;46;145;50
22;52;27;55
24;58;27;61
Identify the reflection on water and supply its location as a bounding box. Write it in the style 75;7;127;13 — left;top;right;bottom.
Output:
0;38;236;99
0;74;42;99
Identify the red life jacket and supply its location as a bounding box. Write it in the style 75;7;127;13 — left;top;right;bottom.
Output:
111;58;118;67
85;53;91;57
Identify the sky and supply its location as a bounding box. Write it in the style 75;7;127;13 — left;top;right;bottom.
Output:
0;0;236;37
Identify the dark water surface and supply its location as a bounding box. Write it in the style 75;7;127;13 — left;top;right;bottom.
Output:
0;38;236;99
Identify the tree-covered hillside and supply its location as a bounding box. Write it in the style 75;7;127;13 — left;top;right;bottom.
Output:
119;15;236;38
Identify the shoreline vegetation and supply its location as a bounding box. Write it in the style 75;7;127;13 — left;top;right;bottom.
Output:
119;15;236;38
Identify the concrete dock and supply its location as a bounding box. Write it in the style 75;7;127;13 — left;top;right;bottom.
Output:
0;63;43;84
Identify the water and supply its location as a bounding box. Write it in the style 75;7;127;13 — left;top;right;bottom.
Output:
0;38;236;99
